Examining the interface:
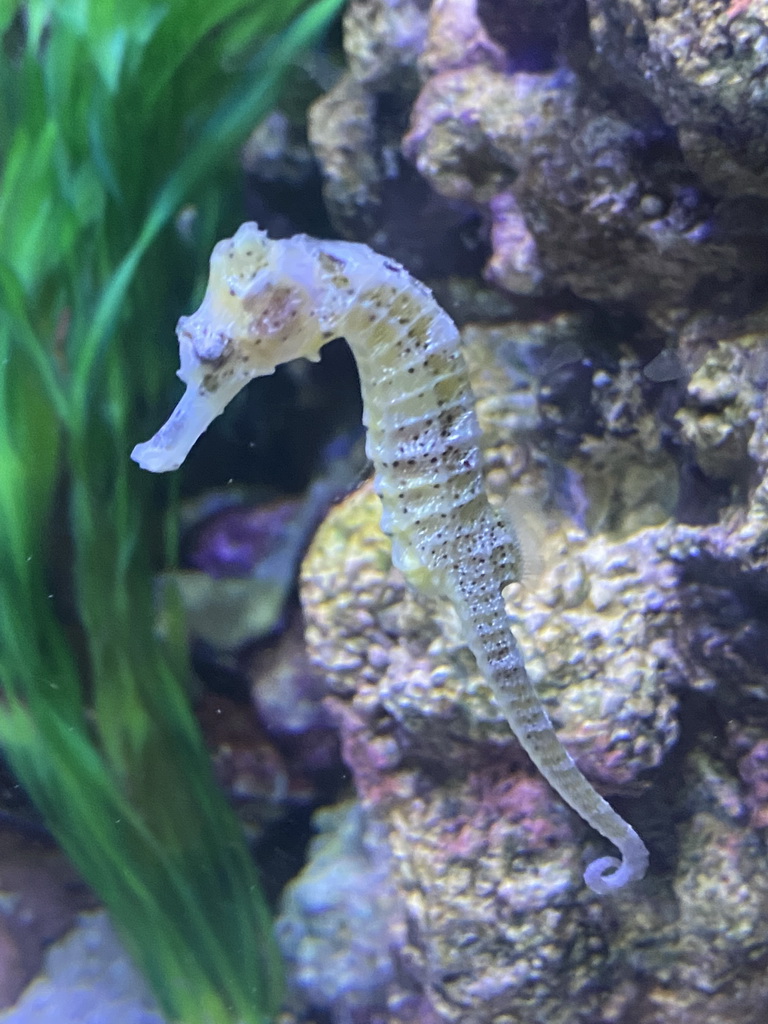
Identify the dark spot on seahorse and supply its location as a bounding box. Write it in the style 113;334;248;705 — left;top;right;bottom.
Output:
202;371;224;392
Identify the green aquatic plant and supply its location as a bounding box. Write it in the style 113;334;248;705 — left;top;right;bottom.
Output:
0;1;342;1021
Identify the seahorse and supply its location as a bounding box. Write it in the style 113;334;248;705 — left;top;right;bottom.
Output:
132;222;649;894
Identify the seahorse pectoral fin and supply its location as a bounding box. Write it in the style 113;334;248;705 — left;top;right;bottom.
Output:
390;534;443;596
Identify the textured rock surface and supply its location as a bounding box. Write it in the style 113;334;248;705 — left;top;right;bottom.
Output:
0;829;95;1011
588;0;768;197
295;301;768;1023
675;336;766;485
386;770;621;1024
402;61;744;329
303;481;680;780
276;801;407;1022
298;472;768;1023
308;0;768;333
292;3;768;1021
0;911;164;1024
307;0;486;276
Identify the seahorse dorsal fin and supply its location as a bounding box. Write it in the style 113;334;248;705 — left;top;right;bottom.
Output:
500;489;548;589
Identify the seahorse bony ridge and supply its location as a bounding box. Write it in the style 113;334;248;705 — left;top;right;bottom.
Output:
132;222;649;894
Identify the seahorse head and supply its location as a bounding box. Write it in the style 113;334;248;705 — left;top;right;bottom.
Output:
177;222;325;379
132;222;324;472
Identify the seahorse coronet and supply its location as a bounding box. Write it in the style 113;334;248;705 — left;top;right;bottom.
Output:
132;222;649;894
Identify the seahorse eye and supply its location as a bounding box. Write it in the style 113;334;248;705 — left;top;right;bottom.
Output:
193;326;230;362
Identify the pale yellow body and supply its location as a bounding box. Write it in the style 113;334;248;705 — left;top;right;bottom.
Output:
132;223;649;894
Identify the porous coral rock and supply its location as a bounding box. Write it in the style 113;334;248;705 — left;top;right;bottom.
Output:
568;356;681;533
343;0;431;92
485;191;546;296
732;731;768;830
0;830;96;1011
404;65;563;207
419;0;506;76
300;483;672;1022
675;337;763;484
387;770;634;1024
310;0;768;333
587;0;768;198
299;451;768;1022
302;482;680;789
456;317;566;507
308;76;382;237
290;7;768;1020
198;693;293;836
308;0;484;274
0;911;165;1024
635;751;768;1024
308;0;430;236
276;801;406;1022
403;59;742;328
667;518;768;707
460;319;679;532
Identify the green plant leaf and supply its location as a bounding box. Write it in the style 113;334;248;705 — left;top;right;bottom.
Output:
0;2;344;1020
